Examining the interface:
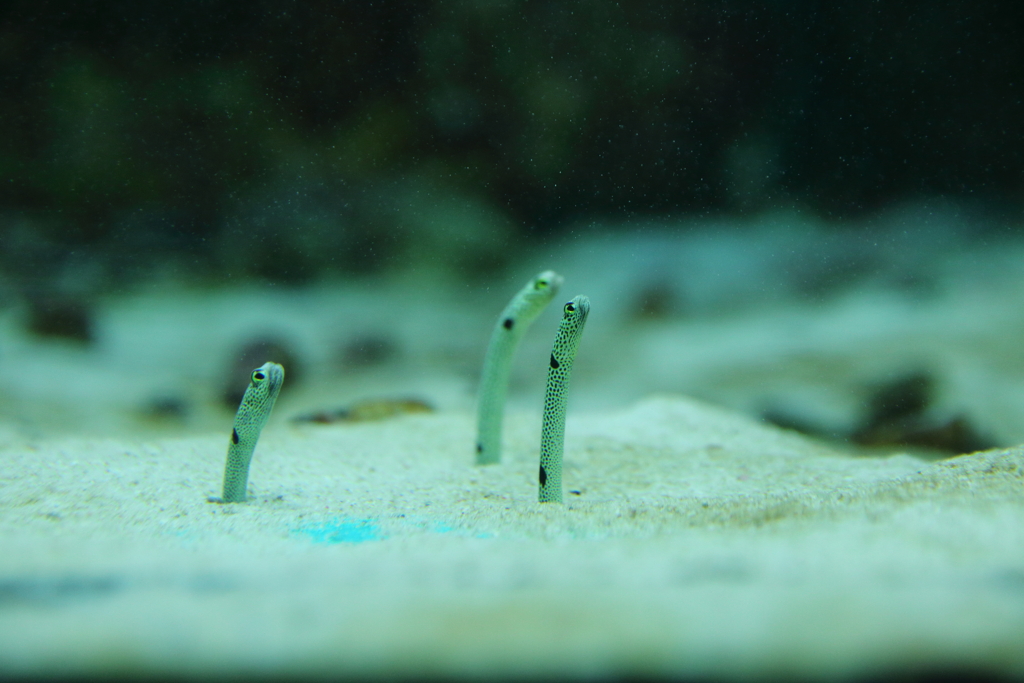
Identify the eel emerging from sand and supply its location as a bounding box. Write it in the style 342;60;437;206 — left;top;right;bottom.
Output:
218;362;284;503
476;270;563;465
539;295;590;503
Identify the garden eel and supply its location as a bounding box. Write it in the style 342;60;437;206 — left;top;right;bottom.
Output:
476;270;563;465
539;295;590;503
218;361;284;503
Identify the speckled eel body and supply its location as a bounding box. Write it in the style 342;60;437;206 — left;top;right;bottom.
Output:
220;362;284;503
476;270;563;465
539;295;590;503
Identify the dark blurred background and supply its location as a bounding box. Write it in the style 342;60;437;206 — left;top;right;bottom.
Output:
1;1;1022;292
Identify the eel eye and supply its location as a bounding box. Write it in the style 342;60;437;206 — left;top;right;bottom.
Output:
564;302;575;314
535;279;549;290
252;370;266;382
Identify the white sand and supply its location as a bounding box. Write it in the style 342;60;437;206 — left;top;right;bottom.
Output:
2;395;1023;679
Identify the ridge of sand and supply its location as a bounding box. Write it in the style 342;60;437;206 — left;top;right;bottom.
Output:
1;395;1022;679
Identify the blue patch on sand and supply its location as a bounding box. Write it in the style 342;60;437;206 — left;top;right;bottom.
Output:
293;519;382;544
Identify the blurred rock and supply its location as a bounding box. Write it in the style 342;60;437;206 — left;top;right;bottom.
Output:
339;334;398;369
25;296;93;343
631;281;682;320
851;372;997;455
141;396;189;422
854;414;995;456
862;372;934;427
292;398;433;424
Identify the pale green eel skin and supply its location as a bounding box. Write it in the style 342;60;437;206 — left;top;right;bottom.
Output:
476;270;563;465
219;362;285;503
539;295;590;503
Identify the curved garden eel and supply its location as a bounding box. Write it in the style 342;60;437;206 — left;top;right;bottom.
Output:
476;270;563;465
218;362;284;503
539;295;590;503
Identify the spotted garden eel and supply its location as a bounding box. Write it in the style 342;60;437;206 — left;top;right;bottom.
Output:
539;295;590;503
476;270;563;465
218;361;284;503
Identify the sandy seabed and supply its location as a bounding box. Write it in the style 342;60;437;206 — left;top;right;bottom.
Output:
1;394;1022;679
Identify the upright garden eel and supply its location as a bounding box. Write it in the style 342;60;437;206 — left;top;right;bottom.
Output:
539;295;590;503
476;270;563;465
218;361;284;503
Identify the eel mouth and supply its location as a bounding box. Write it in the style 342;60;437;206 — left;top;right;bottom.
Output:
543;271;565;293
569;295;591;324
261;362;286;395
